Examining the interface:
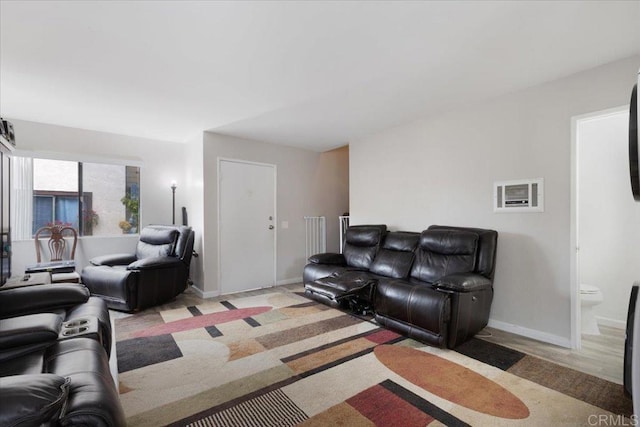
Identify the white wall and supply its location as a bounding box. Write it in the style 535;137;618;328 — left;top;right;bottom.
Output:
578;110;640;328
350;55;640;346
7;119;187;275
184;133;205;290
199;132;349;296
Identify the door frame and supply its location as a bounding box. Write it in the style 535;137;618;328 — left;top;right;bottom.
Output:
570;105;628;350
217;157;277;294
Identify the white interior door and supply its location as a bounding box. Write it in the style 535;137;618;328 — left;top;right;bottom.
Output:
219;159;276;293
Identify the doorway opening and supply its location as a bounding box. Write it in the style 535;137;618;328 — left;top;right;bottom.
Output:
572;106;637;350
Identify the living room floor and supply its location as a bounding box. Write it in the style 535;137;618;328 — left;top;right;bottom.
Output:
479;325;624;385
115;283;625;386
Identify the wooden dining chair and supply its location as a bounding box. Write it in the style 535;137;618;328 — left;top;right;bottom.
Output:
34;224;81;283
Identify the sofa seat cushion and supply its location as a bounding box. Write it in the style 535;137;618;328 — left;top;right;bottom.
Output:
0;351;45;376
303;263;348;285
410;229;479;284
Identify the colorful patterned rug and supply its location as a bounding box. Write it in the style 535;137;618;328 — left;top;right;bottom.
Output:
114;287;632;426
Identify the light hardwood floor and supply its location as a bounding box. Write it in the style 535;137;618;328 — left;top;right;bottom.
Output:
478;325;625;385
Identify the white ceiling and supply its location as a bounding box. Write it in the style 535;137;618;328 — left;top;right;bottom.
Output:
1;1;639;152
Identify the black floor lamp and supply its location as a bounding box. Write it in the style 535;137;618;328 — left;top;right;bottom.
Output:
171;181;177;225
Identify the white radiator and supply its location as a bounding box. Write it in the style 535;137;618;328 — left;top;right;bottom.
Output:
304;216;326;258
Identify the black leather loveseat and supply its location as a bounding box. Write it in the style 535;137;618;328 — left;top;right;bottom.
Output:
0;283;125;426
304;224;498;348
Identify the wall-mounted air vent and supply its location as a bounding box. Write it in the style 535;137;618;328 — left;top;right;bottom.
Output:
494;178;544;213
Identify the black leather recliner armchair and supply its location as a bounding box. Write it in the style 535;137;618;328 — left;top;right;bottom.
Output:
81;225;195;312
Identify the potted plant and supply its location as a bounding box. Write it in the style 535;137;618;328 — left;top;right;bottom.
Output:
82;209;99;236
120;191;139;233
118;220;132;234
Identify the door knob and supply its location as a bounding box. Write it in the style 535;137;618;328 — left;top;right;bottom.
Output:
269;225;274;230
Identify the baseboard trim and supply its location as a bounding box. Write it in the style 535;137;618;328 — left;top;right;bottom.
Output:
188;279;301;299
487;319;572;348
277;277;303;286
189;285;219;299
596;316;626;330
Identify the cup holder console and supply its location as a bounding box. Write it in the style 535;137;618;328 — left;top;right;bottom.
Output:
62;327;89;336
64;319;89;328
58;318;99;340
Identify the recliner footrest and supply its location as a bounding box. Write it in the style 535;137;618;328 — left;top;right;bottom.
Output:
305;276;376;303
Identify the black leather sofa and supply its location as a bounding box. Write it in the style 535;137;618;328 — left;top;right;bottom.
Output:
0;283;125;426
304;224;498;348
82;225;195;312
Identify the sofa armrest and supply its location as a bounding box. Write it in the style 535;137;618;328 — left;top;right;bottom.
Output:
308;253;346;265
0;313;63;351
0;284;90;319
127;256;182;270
0;374;70;427
435;273;492;292
90;253;137;267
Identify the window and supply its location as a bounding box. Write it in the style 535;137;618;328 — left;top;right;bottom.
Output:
12;157;140;239
32;191;84;234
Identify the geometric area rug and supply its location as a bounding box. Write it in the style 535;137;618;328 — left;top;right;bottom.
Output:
114;287;633;426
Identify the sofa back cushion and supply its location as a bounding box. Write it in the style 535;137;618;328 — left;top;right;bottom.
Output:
410;229;478;283
136;226;179;259
428;225;498;280
369;232;419;278
138;225;194;264
342;225;387;269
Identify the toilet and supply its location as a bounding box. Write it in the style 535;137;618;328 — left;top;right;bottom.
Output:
581;284;604;335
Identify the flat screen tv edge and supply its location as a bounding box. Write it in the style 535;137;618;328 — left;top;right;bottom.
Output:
624;69;640;418
628;283;640;418
630;80;639;201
